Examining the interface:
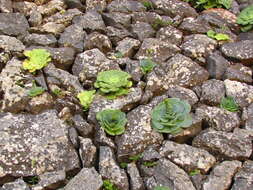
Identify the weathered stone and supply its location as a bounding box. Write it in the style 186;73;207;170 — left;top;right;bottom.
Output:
102;12;131;28
64;167;103;190
72;114;94;138
31;170;66;190
99;146;129;190
106;26;133;46
30;22;65;36
231;160;253;190
125;58;143;82
1;179;30;190
94;126;116;149
116;37;141;58
142;145;161;162
107;0;146;13
54;96;83;115
0;110;80;184
28;9;42;27
242;103;253;131
237;31;253;41
202;161;242;190
59;24;86;53
156;25;183;46
224;79;253;108
191;174;207;190
181;34;217;64
86;0;107;12
0;35;25;54
79;137;96;168
193;129;252;160
12;1;37;16
221;40;253;62
165;54;209;87
37;0;66;17
132;11;164;25
72;11;106;32
0;52;10;72
127;163;145;190
200;79;225;105
160;141;216;173
24;34;57;47
68;127;79;149
64;0;85;11
131;22;156;41
0;13;29;38
84;32;112;54
224;63;252;83
0;0;13;13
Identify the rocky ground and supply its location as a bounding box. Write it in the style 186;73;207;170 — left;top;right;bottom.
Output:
0;0;253;189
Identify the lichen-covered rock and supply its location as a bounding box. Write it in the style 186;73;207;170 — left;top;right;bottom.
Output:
135;38;180;63
200;79;225;105
102;12;131;28
0;35;25;54
64;167;103;190
224;63;252;83
107;0;146;13
202;161;242;190
86;0;107;12
0;110;80;184
1;179;30;190
131;22;156;41
30;22;65;36
72;114;94;138
193;129;252;160
160;141;216;173
127;163;145;190
12;1;37;16
242;103;253;131
0;52;10;72
79;137;96;168
156;25;183;46
106;26;133;46
179;17;212;34
24;34;57;47
181;34;217;64
165;54;209;87
116;37;141;58
28;9;42;27
37;0;66;17
0;0;12;13
125;58;143;82
94;126;116;150
224;79;253;108
231;160;253;190
99;146;129;190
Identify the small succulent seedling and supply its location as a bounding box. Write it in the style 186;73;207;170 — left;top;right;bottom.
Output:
28;81;45;97
24;176;39;185
142;1;154;10
129;153;143;162
52;88;63;97
184;0;232;10
189;169;201;176
103;179;119;190
114;51;124;58
237;5;253;32
119;162;128;169
220;96;239;112
23;49;51;73
96;109;127;136
152;18;173;30
77;90;96;111
143;161;158;167
154;186;171;190
207;30;230;41
140;58;156;74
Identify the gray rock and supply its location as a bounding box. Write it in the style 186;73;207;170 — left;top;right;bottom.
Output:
144;158;196;190
31;170;66;190
231;160;253;190
24;34;57;47
221;40;253;62
1;179;30;190
64;167;103;190
99;146;129;190
0;110;80;184
72;114;94;137
64;0;85;11
165;54;209;87
59;24;86;53
28;9;42;27
79;137;97;168
72;11;106;32
94;126;116;149
127;163;145;190
200;79;225;105
0;52;10;72
86;0;107;12
84;32;112;54
125;58;143;82
135;38;180;63
192;129;252;160
37;0;66;17
202;161;242;190
0;35;25;54
30;22;65;36
237;32;253;41
181;34;217;64
131;22;156;41
12;1;37;16
156;25;183;46
160;141;216;173
0;0;13;13
179;17;212;34
72;49;119;86
68;127;79;149
224;63;252;83
242;103;253;131
106;26;133;46
116;37;141;58
224;79;253;108
107;0;146;13
102;12;131;28
152;0;198;18
132;11;164;25
142;145;161;162
0;13;29;38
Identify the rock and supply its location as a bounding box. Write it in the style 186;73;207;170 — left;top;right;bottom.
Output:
58;24;86;53
0;35;25;54
12;1;37;16
181;34;217;64
165;54;209;87
54;96;82;115
88;87;142;124
0;52;10;72
106;26;133;46
0;110;80;184
116;37;141;58
144;158;196;190
131;22;156;41
72;114;94;137
64;167;103;190
202;161;242;190
30;22;65;36
28;9;42;27
200;79;225;105
94;126;116;149
107;0;146;13
127;163;145;190
191;174;207;190
160;141;216;173
0;13;29;38
1;179;30;190
102;12;131;28
156;25;183;46
237;32;253;41
79;137;97;168
125;58;143;82
72;49;119;86
224;63;252;83
64;0;85;11
192;129;252;160
116;96;165;161
135;38;180;63
142;145;161;162
99;146;129;190
242;103;253;131
221;40;253;62
72;11;106;32
224;79;253;108
0;0;13;13
231;160;253;190
37;0;66;17
152;0;198;18
84;32;112;54
68;127;79;149
24;34;57;47
31;170;66;190
86;0;107;12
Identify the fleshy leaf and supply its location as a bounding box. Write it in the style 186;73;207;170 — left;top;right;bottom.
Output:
77;90;96;111
220;96;239;112
140;58;156;74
